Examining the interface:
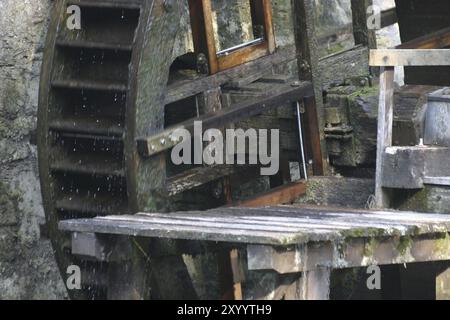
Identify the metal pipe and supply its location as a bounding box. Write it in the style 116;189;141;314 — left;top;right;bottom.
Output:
296;101;308;181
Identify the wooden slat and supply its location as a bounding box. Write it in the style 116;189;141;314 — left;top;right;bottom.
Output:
137;81;313;157
396;27;450;49
234;181;306;207
59;206;450;246
370;49;450;66
375;67;395;208
167;165;258;196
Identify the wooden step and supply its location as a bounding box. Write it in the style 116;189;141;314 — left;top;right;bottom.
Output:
167;164;259;196
56;195;128;215
56;39;133;52
49;116;124;137
52;79;127;92
50;158;125;178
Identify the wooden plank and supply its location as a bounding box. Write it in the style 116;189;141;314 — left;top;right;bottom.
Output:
370;49;450;66
138;81;313;157
292;0;329;175
247;234;450;273
299;267;331;300
396;27;450;49
165;45;297;104
381;7;398;29
59;206;450;246
167;165;259;196
234;181;306;207
375;67;395;208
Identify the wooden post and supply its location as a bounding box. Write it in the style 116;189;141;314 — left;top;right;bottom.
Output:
351;0;377;49
292;0;329;175
107;237;151;300
299;267;331;300
375;66;395;208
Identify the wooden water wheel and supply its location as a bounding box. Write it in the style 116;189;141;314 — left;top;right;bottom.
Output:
38;0;324;299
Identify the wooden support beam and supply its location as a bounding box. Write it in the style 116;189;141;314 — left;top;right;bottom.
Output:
246;234;450;274
375;66;395;208
137;82;313;157
396;27;450;49
299;267;331;300
370;49;450;66
292;0;329;175
380;7;398;29
234;181;306;208
351;0;377;49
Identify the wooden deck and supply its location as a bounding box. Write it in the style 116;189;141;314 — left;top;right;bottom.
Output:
59;205;450;300
59;205;450;246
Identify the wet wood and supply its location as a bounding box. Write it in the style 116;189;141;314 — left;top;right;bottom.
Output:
234;181;306;208
292;0;329;175
138;81;314;157
351;0;377;49
60;205;450;246
375;66;395;208
396;27;450;49
370;49;450;66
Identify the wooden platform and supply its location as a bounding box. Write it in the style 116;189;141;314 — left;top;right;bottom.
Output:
59;205;450;300
59;205;450;246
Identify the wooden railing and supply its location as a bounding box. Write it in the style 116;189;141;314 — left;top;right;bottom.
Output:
369;47;450;208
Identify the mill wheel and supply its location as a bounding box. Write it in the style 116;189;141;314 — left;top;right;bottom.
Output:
38;0;187;299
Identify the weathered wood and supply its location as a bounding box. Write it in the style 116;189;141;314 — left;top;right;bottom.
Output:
375;67;395;208
396;27;450;49
137;81;313;157
165;45;298;104
382;146;450;189
293;0;329;175
381;7;398;29
370;49;450;67
351;0;377;49
234;181;306;208
59;205;450;246
299;267;331;300
246;233;450;274
395;0;450;86
188;0;275;74
318;45;370;89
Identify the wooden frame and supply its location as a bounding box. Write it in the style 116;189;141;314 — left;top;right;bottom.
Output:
188;0;276;74
370;48;450;208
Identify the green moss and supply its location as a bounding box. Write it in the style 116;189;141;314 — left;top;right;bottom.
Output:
435;233;450;257
348;85;380;100
363;237;379;258
397;236;413;257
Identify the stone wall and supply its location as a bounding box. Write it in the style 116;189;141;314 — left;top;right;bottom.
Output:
0;0;67;299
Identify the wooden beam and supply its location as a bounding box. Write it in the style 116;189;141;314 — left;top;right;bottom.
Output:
234;181;306;208
138;82;313;157
370;49;450;66
247;234;450;274
165;45;297;104
396;27;450;49
375;66;395;208
292;0;329;175
380;7;398;29
351;0;377;49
